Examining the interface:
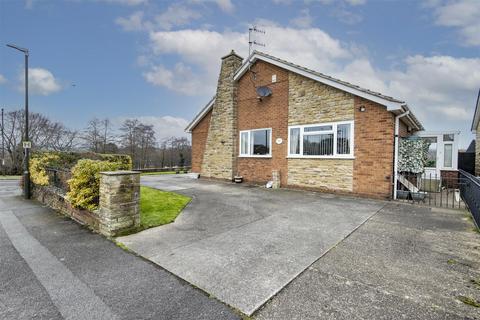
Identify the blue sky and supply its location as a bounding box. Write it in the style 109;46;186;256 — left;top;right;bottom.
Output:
0;0;479;147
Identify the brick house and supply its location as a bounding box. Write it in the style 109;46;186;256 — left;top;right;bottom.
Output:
186;50;424;198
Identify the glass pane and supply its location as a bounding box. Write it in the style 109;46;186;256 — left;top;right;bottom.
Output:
289;128;300;154
337;124;351;155
443;134;454;142
444;144;453;167
252;130;270;155
304;125;332;132
422;137;437;168
240;132;249;155
303;134;333;155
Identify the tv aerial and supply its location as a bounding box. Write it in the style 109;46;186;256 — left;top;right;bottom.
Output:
249;25;265;56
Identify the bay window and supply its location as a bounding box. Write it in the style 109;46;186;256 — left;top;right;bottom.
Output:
288;121;354;158
239;128;272;157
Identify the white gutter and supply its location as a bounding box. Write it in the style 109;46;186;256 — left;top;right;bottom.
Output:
393;110;410;200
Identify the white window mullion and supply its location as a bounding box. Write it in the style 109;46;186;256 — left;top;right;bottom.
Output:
333;123;337;156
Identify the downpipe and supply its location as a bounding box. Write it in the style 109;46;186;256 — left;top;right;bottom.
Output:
393;110;410;200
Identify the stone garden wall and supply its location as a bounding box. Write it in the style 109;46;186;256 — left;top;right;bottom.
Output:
33;170;140;237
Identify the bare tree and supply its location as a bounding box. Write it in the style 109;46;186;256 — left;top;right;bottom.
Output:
1;110;78;174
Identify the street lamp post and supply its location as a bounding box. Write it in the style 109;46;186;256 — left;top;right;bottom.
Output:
7;43;30;199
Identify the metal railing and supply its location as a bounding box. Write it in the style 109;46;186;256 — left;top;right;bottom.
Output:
45;167;71;192
459;169;480;229
396;171;466;210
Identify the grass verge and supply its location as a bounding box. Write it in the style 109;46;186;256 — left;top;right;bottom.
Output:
139;186;191;229
140;171;176;176
0;175;21;180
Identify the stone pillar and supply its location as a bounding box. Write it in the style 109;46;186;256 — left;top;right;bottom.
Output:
98;171;140;237
201;50;243;180
272;170;281;189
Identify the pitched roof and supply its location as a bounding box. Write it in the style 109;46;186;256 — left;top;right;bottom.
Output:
185;96;215;133
471;89;480;132
186;50;424;132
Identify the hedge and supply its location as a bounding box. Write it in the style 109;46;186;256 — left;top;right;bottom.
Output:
67;157;132;211
29;152;82;186
29;151;132;211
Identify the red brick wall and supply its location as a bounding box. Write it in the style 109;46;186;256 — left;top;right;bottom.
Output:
353;97;395;198
191;110;212;173
399;119;408;137
236;61;289;185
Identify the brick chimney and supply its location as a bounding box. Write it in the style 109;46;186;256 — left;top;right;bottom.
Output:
201;50;243;180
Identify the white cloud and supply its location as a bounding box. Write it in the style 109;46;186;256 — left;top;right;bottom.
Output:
155;4;201;30
96;0;147;5
20;68;62;96
190;0;234;13
144;23;351;94
0;74;6;84
115;11;148;31
432;0;480;46
114;115;189;140
143;63;209;95
386;55;480;122
344;0;366;5
116;4;201;32
290;9;313;28
137;19;477;145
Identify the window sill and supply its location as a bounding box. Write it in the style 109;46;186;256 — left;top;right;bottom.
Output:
287;156;355;160
238;155;272;158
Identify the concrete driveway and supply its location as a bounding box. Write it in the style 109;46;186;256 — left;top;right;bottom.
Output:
117;175;385;315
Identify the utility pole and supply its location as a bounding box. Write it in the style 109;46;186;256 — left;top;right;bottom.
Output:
7;43;30;199
1;108;4;176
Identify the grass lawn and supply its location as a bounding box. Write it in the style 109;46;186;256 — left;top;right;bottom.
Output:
139;186;191;229
140;171;176;176
0;175;21;180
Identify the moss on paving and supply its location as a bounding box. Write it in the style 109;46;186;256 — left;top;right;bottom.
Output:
139;186;191;229
457;295;480;308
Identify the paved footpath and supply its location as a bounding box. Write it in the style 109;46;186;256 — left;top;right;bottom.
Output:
0;180;239;320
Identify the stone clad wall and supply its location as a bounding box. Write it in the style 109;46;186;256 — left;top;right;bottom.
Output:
288;73;354;125
32;170;141;237
287;72;355;192
288;159;353;191
201;51;243;180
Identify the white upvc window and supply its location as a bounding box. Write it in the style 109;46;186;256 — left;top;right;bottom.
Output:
288;121;354;158
239;128;272;157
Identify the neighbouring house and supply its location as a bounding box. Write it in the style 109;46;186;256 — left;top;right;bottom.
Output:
413;131;460;187
458;140;475;175
185;50;425;199
471;89;480;176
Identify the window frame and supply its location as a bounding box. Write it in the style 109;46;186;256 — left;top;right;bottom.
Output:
239;128;272;158
443;143;453;169
287;120;355;159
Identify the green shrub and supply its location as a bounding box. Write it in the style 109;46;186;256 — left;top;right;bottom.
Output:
29;153;60;186
67;158;132;211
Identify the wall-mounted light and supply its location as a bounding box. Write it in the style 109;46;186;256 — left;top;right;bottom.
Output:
359;106;366;112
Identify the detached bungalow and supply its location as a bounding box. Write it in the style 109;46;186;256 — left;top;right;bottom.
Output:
185;50;424;199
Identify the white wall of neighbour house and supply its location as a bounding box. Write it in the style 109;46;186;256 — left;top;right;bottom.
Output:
414;131;460;177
